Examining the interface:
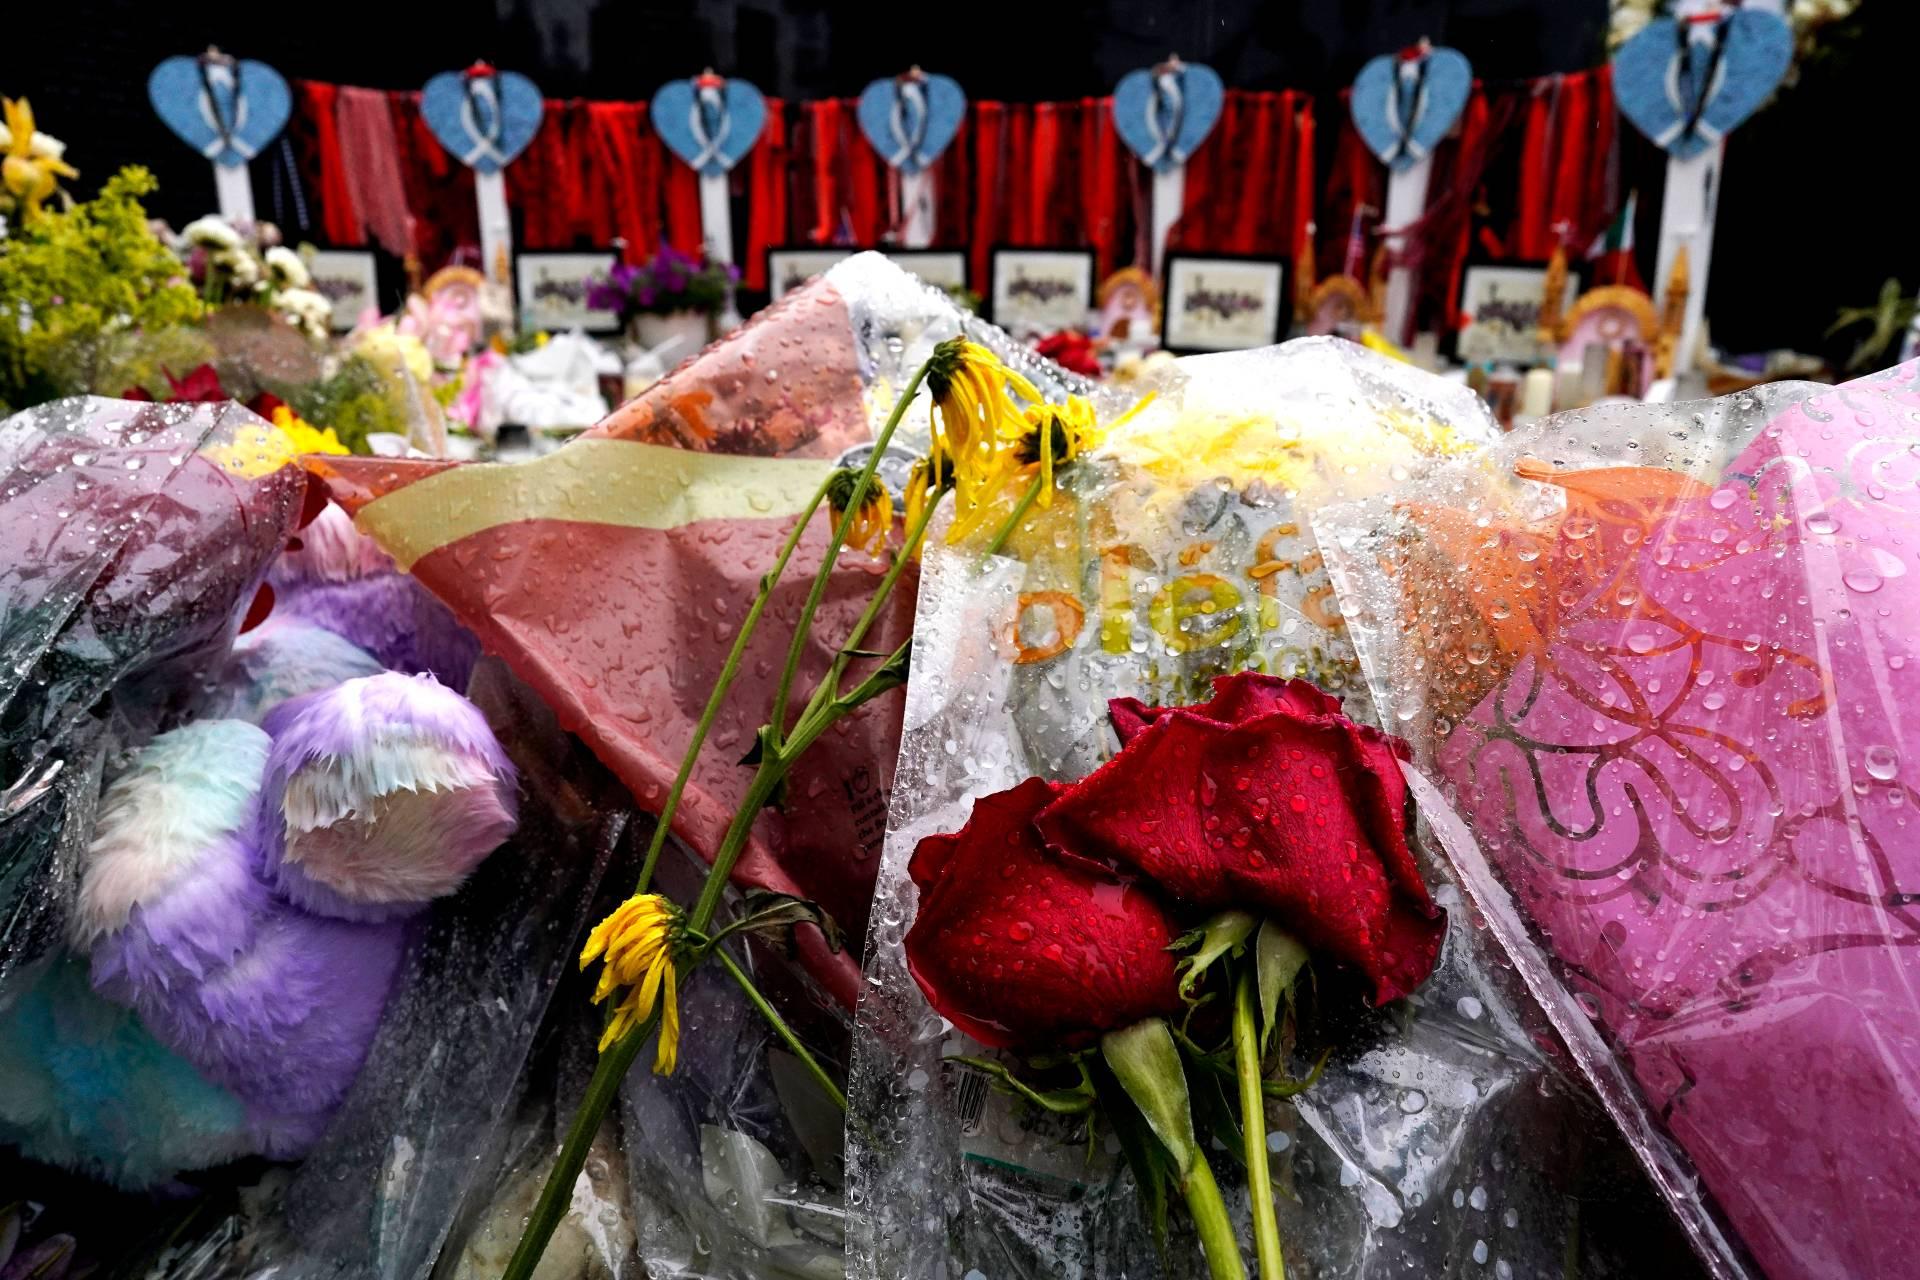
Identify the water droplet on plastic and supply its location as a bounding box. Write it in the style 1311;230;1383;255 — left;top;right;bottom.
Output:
1865;745;1899;781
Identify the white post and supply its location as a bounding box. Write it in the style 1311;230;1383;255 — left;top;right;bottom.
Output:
1653;0;1781;378
475;169;512;289
1381;157;1433;344
212;162;255;225
1150;167;1185;279
900;169;935;249
699;172;734;267
1652;145;1715;378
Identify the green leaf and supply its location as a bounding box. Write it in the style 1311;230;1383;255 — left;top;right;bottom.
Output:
713;891;845;955
1100;1018;1201;1179
947;1054;1096;1115
1094;1061;1172;1259
1187;1054;1248;1170
1256;924;1309;1053
1175;910;1258;1001
737;724;779;768
1261;1047;1332;1099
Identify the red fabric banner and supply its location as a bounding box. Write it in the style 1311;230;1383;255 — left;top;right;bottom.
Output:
283;75;1614;335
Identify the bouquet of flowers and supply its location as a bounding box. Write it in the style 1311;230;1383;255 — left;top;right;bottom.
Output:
1317;364;1920;1280
166;215;333;341
586;244;737;322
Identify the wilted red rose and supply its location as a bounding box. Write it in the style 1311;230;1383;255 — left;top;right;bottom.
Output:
1038;672;1444;1004
904;777;1184;1050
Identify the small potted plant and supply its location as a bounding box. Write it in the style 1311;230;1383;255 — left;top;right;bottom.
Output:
587;244;736;352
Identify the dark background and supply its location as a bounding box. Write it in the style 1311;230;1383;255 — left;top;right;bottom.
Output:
17;0;1895;360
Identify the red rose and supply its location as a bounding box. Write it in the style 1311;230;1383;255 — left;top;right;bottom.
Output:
904;777;1184;1050
165;364;231;403
1037;672;1444;1004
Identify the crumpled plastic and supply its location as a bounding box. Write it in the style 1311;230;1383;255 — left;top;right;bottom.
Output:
846;338;1707;1280
0;396;304;994
1316;361;1920;1280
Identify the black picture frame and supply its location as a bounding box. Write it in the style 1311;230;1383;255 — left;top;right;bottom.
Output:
514;250;621;333
1450;253;1584;368
987;246;1097;339
1160;252;1289;354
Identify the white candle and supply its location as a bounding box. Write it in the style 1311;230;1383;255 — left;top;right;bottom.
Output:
1521;367;1555;420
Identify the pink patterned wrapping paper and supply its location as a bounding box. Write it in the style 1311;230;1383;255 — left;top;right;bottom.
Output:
1322;362;1920;1280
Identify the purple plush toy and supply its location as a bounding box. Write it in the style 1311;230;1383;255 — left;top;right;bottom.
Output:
0;504;517;1185
72;672;517;1163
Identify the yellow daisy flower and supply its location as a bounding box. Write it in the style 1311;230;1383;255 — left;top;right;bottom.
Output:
579;893;683;1071
826;467;895;557
924;337;1038;502
1006;394;1103;506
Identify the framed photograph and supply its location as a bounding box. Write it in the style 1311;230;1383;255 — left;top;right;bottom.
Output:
1162;254;1288;353
1456;264;1580;366
515;251;619;332
768;248;854;300
304;250;380;332
883;250;969;295
989;248;1096;339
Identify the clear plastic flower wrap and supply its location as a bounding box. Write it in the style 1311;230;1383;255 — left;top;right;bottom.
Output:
277;256;1105;1280
1315;361;1920;1280
0;396;304;994
847;339;1701;1278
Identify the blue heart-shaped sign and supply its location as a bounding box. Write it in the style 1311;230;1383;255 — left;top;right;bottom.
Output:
421;68;544;174
148;55;291;166
652;76;767;177
1112;61;1224;174
857;73;966;174
1350;46;1472;171
1613;10;1791;160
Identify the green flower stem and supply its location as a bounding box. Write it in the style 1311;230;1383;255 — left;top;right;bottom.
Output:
798;467;945;727
770;361;930;748
982;470;1048;558
511;356;946;1280
631;479;829;896
1184;1157;1248;1280
712;945;848;1112
1103;1020;1246;1280
1234;970;1286;1280
500;1007;654;1280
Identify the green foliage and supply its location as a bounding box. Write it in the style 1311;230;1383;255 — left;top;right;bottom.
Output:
281;353;408;455
1828;278;1918;373
0;167;202;413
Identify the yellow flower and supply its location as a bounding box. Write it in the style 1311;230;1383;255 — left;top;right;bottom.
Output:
579;893;682;1071
1006;394;1103;507
201;423;297;479
920;337;1046;546
270;405;349;457
1;97;78;221
924;338;1037;501
826;467;895;557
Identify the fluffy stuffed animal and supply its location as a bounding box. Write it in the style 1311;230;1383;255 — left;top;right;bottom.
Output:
0;511;516;1188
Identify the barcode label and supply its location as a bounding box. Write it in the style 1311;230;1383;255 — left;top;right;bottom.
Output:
952;1060;991;1135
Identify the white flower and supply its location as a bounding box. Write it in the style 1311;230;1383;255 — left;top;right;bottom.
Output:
213;245;261;288
182;215;243;250
265;245;311;289
277;287;334;341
